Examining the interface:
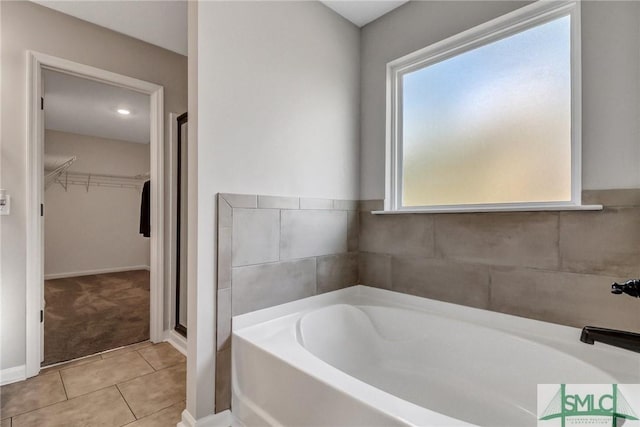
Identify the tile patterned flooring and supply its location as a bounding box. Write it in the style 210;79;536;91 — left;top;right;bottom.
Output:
0;341;186;427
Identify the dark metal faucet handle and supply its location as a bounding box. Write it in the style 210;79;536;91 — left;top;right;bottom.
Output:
611;279;640;297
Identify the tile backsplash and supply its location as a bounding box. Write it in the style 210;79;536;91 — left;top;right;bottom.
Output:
214;193;359;411
215;189;640;412
359;190;640;334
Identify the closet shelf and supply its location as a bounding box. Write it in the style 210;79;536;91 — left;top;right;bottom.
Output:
48;171;147;192
45;156;77;190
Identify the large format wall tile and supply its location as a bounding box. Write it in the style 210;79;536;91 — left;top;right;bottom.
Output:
214;348;231;412
358;252;392;290
220;193;257;208
216;288;232;350
490;267;639;331
258;195;299;209
300;198;333;210
232;208;280;266
214;191;640;417
435;212;559;269
215;193;362;414
317;253;358;294
217;226;232;289
333;200;358;210
359;200;384;212
280;210;347;260
391;256;490;309
559;208;640;277
347;211;359;252
582;189;640;207
232;258;317;315
359;213;434;257
218;197;232;228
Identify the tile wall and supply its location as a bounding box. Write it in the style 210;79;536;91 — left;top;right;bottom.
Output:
359;189;640;333
215;193;359;411
215;189;640;412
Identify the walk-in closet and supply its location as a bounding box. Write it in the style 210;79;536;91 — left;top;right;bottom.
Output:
42;69;151;365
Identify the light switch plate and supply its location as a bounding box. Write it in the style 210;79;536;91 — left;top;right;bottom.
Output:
0;190;10;215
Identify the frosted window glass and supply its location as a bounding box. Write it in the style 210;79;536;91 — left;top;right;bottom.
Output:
401;16;572;207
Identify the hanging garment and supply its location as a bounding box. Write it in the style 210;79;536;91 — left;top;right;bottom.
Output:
140;180;151;237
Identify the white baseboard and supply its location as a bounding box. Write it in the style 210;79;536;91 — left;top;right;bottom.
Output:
179;409;232;427
1;365;26;386
164;329;187;356
44;265;151;280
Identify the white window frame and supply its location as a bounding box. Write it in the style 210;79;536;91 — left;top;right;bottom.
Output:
383;1;600;214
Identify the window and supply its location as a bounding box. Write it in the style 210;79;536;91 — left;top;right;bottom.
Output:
386;1;587;212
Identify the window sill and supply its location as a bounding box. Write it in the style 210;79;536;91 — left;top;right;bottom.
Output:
372;204;603;215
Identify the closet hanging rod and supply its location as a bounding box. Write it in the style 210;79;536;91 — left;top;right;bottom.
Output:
61;171;148;181
48;171;146;192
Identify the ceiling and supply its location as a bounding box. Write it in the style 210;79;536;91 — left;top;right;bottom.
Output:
31;0;187;55
320;1;408;27
32;1;407;56
44;69;150;144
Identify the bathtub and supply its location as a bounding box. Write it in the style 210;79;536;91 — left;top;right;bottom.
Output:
232;286;640;426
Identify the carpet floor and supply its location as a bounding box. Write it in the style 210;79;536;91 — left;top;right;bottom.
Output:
43;270;150;366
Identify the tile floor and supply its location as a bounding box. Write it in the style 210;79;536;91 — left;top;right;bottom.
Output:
0;341;186;427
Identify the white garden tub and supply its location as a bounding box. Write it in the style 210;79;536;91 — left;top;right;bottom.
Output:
232;286;640;426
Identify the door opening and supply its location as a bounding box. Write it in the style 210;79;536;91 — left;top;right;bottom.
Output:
41;69;153;365
26;52;165;376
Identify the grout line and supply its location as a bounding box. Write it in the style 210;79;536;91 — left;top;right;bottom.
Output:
99;341;152;358
115;384;138;420
555;211;562;270
122;399;185;425
116;360;185;387
51;351;163;401
153;361;184;371
5;347;155;420
43;340;152;370
432;215;438;258
487;267;493;309
5;383;117;419
4;397;68;420
314;255;319;295
278;208;282;261
58;371;69;400
135;349;158;372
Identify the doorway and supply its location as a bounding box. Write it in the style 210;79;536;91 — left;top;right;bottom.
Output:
42;69;152;364
25;52;165;376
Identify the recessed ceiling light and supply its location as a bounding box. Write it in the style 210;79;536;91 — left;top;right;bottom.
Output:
117;108;131;115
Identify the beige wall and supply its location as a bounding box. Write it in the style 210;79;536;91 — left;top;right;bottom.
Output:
359;1;640;199
44;130;150;277
192;1;360;418
0;1;187;371
355;0;640;352
45;130;149;176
